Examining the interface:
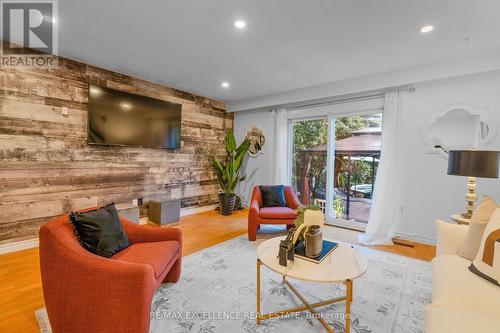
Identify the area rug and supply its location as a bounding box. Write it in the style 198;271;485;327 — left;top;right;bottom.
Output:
37;236;431;333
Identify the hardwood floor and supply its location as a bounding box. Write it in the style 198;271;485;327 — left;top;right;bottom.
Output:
0;209;434;333
160;209;249;256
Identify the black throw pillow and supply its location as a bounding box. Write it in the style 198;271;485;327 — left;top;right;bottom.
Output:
69;203;130;258
259;185;287;207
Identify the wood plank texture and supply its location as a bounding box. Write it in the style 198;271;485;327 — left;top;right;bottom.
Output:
0;55;232;244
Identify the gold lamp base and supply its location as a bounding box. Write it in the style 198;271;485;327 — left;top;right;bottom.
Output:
451;176;477;225
451;213;471;225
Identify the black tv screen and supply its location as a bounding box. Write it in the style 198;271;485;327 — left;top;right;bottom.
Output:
88;85;181;149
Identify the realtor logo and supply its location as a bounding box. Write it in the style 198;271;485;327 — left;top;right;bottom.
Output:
1;0;58;68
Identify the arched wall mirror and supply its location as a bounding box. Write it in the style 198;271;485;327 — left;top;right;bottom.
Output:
421;103;498;159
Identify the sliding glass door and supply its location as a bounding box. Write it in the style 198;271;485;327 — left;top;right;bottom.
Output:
290;118;328;207
290;112;383;230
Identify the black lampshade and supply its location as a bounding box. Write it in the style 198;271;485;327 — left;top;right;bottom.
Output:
447;150;499;178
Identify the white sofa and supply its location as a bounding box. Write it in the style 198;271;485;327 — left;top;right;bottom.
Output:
426;220;500;332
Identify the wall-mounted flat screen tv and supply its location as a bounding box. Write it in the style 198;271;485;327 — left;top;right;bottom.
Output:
88;85;182;149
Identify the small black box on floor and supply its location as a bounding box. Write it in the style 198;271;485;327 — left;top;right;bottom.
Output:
149;199;181;225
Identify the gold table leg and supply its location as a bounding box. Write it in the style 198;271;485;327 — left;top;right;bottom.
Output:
283;277;334;333
256;259;261;325
256;262;354;333
344;279;352;333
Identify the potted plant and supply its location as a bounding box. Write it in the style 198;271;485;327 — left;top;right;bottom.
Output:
212;129;251;215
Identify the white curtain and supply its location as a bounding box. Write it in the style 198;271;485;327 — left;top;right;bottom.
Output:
358;91;406;245
274;108;289;185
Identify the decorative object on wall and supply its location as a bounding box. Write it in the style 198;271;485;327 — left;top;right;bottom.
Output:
421;103;498;159
244;126;266;156
446;149;499;224
212;129;251;215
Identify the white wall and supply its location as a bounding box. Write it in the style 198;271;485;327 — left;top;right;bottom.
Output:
233;70;500;243
234;110;276;205
396;71;500;243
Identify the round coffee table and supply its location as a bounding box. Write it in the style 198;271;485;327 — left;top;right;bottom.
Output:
256;236;369;333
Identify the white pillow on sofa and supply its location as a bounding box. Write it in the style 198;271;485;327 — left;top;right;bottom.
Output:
458;196;498;260
470;208;500;286
435;219;468;256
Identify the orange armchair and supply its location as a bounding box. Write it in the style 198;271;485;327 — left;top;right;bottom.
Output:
39;210;182;333
248;185;302;241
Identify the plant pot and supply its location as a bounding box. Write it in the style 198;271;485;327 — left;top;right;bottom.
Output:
218;193;236;216
234;195;243;210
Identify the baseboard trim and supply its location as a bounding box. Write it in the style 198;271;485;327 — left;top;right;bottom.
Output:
325;222;436;246
180;204;217;217
394;232;436;245
0;238;39;255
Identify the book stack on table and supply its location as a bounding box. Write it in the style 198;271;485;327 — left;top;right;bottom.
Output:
294;240;338;263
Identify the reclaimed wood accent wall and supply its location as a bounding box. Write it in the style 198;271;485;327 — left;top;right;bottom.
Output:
0;56;232;245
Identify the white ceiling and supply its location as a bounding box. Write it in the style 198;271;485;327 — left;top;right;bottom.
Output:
58;0;500;103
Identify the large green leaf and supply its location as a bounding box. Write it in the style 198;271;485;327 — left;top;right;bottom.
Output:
234;139;250;173
212;159;224;173
235;140;250;167
213;159;229;191
227;158;234;177
233;154;243;174
225;129;237;153
235;138;251;154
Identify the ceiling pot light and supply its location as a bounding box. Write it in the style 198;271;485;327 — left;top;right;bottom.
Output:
120;102;132;110
221;82;230;88
89;87;101;95
420;25;434;33
234;20;246;29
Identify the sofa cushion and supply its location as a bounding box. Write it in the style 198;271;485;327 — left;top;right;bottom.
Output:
112;240;179;278
431;254;500;318
459;196;498;260
426;305;500;333
259;207;297;220
70;203;130;258
470;208;500;286
435;220;468;256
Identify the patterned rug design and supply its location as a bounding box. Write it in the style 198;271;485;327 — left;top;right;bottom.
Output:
37;236;431;333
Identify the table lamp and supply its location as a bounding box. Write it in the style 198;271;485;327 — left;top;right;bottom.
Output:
447;150;499;224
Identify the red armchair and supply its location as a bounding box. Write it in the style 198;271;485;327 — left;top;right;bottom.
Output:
39;210;182;333
248;185;302;241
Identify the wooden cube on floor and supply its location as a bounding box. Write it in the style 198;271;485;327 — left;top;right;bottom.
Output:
149;199;181;225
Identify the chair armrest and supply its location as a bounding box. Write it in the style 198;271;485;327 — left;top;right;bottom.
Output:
287;196;302;210
435;219;468;256
249;198;260;219
121;217;182;248
285;187;303;210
